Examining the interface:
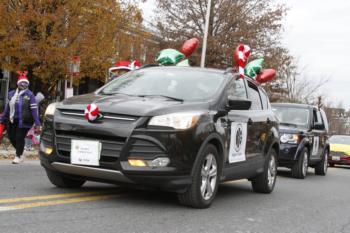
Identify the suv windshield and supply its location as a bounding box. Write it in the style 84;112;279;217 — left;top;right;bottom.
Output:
273;106;310;128
99;67;225;101
330;135;350;145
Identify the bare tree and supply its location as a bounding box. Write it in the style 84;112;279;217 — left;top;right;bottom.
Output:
153;0;292;70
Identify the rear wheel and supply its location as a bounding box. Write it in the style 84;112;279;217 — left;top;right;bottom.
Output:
178;144;220;209
251;149;277;193
315;150;328;176
45;169;86;188
291;148;309;179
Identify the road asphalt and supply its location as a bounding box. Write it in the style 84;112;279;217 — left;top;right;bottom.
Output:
0;160;349;233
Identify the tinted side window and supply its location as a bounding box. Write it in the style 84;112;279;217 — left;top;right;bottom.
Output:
260;90;269;109
313;109;325;129
248;82;262;110
227;78;247;99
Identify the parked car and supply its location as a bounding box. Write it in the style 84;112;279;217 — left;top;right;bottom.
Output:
272;103;329;179
40;67;279;208
328;135;350;166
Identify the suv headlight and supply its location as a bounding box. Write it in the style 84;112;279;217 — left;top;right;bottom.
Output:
45;103;57;116
148;112;202;130
280;134;299;144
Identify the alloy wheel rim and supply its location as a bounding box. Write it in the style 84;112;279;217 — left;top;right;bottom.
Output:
302;152;308;177
200;153;217;201
267;155;277;188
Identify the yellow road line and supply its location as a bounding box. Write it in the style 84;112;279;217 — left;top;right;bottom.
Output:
0;194;121;212
0;191;115;204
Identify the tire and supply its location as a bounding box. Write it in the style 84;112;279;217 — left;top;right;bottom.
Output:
45;169;86;188
291;147;309;179
178;144;220;209
315;150;328;176
329;163;335;167
251;149;277;193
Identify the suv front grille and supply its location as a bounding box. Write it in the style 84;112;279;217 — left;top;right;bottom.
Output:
55;130;126;163
59;109;139;122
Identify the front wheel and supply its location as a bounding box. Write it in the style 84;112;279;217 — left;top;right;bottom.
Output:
315;150;328;176
251;149;277;193
45;169;86;188
291;148;309;179
178;144;220;209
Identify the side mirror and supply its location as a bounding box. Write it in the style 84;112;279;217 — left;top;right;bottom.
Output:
226;97;252;110
313;123;324;130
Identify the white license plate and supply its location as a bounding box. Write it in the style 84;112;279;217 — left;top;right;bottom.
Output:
332;156;341;161
71;140;102;166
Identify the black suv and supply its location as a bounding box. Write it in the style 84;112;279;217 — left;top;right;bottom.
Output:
272;103;329;179
40;67;279;208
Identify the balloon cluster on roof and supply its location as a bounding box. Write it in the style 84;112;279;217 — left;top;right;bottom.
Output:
233;44;276;84
155;38;200;66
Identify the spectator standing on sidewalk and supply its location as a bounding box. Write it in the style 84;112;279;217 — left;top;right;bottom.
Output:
0;71;41;164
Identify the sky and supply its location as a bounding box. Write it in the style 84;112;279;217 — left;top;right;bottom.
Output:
140;0;350;109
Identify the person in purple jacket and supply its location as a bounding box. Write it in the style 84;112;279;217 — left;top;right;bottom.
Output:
0;71;41;164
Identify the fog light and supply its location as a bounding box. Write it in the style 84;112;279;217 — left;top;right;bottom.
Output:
148;158;170;167
40;143;53;156
128;158;170;168
128;159;147;167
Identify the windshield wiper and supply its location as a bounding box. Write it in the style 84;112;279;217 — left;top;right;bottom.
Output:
138;95;184;102
100;92;133;96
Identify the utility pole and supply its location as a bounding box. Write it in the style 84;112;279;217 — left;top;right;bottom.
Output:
200;0;212;68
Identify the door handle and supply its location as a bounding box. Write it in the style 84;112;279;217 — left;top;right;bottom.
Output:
248;118;253;126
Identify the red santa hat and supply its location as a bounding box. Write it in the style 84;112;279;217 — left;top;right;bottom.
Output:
110;60;142;73
130;60;141;70
114;61;132;71
17;71;29;85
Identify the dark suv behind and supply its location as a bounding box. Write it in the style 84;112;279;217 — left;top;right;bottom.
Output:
272;103;329;179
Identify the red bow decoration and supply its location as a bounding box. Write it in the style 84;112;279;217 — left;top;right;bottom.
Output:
17;70;28;78
233;44;251;78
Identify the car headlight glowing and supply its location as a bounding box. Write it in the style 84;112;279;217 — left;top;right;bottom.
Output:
280;134;299;144
148;112;201;130
45;103;56;116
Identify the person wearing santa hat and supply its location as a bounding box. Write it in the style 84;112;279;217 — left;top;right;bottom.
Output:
108;60;141;81
0;71;41;164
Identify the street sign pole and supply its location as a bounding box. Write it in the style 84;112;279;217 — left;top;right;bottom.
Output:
66;56;80;99
200;0;212;68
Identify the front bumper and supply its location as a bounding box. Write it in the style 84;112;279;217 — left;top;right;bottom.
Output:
277;143;299;166
40;156;191;192
39;114;202;192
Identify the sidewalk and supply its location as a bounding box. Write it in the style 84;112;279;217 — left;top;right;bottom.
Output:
0;146;39;160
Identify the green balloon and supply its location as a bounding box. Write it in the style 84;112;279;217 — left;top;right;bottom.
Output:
156;49;185;66
245;58;264;78
176;59;190;67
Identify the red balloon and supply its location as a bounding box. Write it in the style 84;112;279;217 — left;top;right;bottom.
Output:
256;69;276;83
233;44;251;67
181;38;199;57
